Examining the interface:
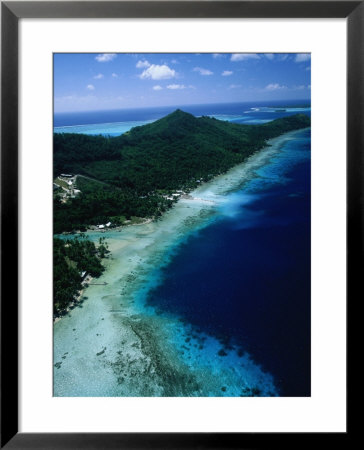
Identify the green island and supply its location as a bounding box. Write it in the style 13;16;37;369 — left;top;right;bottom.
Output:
53;110;310;317
54;109;310;234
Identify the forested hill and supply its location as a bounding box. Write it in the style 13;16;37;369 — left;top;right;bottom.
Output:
54;110;310;233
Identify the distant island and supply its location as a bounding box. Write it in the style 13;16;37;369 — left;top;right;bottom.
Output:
54;109;310;234
267;103;310;109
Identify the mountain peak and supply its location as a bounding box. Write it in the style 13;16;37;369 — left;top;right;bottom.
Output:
152;109;198;129
168;109;194;118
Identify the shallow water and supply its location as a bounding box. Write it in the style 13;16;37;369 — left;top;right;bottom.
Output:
54;129;310;397
54;101;310;136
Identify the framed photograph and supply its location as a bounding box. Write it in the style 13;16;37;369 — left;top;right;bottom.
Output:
1;1;358;448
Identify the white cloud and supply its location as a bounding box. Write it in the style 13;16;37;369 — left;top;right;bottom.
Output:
167;84;186;90
212;53;225;59
55;94;96;106
222;70;233;76
265;83;286;91
278;54;289;61
95;53;117;63
153;85;163;90
136;60;151;69
193;67;213;76
139;64;176;80
56;95;75;101
171;59;179;64
93;73;104;79
86;84;95;90
293;85;306;90
295;53;311;63
265;54;275;60
230;53;260;61
229;84;242;89
112;73;118;78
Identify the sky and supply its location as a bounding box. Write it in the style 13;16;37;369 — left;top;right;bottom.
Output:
54;53;311;113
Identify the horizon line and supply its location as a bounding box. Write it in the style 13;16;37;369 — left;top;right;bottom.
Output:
54;98;311;115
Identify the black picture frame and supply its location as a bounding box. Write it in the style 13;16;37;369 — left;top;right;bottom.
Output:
1;1;358;448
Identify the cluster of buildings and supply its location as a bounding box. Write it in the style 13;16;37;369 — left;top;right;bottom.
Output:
53;174;81;203
162;190;185;201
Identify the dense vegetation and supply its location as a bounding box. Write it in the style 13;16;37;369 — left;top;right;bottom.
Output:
53;236;109;316
54;110;310;233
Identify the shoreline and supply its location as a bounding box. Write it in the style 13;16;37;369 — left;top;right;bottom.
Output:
61;128;309;236
53;128;308;396
53;275;94;324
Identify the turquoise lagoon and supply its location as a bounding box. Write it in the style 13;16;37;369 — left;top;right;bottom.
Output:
54;128;310;397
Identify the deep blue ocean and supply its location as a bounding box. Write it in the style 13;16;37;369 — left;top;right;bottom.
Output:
147;128;311;396
55;101;311;396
